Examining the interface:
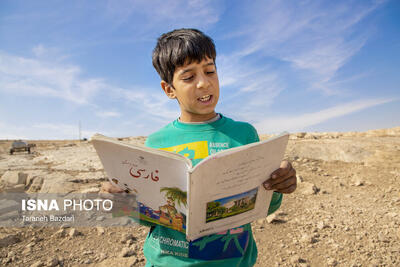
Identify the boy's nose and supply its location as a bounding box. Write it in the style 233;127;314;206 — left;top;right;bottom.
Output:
196;74;210;89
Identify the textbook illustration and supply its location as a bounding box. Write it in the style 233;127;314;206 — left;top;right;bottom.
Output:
92;133;289;240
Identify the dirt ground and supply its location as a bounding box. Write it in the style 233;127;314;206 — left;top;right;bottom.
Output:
0;128;399;267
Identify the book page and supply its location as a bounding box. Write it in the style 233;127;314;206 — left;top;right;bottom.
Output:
92;135;190;233
187;133;288;240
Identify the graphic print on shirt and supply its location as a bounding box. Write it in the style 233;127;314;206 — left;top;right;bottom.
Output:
160;141;209;161
154;140;251;260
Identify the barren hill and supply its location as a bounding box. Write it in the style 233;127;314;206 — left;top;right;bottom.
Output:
0;128;399;266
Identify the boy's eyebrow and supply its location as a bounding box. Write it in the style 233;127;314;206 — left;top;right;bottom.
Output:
179;62;215;76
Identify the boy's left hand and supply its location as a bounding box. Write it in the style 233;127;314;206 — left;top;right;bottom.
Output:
263;160;297;194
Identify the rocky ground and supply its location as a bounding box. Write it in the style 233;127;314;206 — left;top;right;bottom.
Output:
0;128;399;267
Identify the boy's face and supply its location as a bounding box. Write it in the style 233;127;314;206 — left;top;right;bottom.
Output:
161;57;219;122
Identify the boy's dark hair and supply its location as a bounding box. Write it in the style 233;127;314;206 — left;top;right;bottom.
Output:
152;28;216;85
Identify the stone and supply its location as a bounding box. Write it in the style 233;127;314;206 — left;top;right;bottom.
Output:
300;234;318;244
353;180;364;186
29;177;44;192
1;171;28;185
96;216;105;221
121;233;136;244
129;256;139;265
120;247;136;257
327;258;338;266
46;257;59;267
53;228;66;238
296;175;304;183
69;228;81;237
266;213;276;224
0;234;21;248
31;261;44;267
96;226;105;235
299;182;320;195
81;187;100;193
317;221;327;230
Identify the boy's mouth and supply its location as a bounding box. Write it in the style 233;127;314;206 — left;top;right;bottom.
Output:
198;95;212;103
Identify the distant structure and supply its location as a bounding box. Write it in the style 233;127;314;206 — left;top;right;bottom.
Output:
79;121;82;140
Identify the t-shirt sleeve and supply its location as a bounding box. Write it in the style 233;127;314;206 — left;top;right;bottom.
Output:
247;123;260;143
267;192;283;215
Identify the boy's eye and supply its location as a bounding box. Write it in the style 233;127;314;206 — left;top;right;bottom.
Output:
182;75;194;81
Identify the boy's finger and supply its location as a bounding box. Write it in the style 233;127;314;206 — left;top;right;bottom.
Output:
270;176;296;191
276;183;297;194
270;160;292;179
268;167;296;187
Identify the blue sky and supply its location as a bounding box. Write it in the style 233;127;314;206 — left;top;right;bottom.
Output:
1;0;399;139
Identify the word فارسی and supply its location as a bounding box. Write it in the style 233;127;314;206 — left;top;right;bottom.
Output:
21;199;113;211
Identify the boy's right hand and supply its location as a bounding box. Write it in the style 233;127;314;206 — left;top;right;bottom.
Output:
100;181;124;193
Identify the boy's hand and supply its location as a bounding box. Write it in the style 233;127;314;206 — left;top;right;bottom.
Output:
263;160;297;194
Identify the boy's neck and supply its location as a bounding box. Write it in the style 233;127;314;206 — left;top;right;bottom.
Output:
178;112;219;123
178;111;218;123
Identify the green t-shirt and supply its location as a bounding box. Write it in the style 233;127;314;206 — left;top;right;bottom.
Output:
143;114;282;267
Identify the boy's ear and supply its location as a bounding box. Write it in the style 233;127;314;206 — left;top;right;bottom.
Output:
161;81;176;99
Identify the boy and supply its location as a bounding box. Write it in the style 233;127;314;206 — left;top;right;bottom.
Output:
104;28;296;266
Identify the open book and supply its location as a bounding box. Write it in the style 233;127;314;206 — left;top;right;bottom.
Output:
92;133;289;240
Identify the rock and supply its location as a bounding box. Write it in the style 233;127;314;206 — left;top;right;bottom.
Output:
266;214;276;224
31;261;44;267
317;221;327;230
353;180;364;186
0;234;21;248
97;253;108;261
121;233;136;244
97;226;105;235
29;177;44;192
327;258;338;266
1;171;28;185
46;257;58;267
96;216;105;221
299;182;319;195
296;175;304;183
83;259;92;264
22;246;32;255
289;255;306;264
120;247;136;257
69;228;81;237
129;256;139;265
81;187;100;193
52;228;66;238
300;234;318;244
377;232;389;243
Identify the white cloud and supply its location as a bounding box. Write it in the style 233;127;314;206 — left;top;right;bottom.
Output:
105;0;222;29
112;87;179;122
254;98;395;133
0;52;104;105
96;111;122;118
224;1;385;95
32;44;46;57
